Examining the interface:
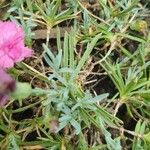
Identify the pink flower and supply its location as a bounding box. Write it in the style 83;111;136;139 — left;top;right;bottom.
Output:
0;69;16;106
0;21;32;68
0;94;9;107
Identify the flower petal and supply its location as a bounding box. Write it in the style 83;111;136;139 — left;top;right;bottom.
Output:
16;47;32;62
0;69;16;107
0;54;14;68
0;21;24;46
0;21;32;68
0;94;9;107
0;69;15;89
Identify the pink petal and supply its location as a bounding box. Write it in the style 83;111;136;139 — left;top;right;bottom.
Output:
0;21;32;68
0;69;16;107
16;47;32;62
0;54;14;68
0;69;16;92
0;68;12;82
0;21;24;46
0;94;9;107
8;46;22;60
0;50;5;57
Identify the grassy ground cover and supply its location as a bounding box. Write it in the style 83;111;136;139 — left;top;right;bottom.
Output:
0;0;150;149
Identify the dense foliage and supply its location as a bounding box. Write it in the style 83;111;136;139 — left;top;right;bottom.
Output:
0;0;150;149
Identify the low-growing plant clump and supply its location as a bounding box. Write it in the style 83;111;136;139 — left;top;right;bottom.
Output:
0;0;150;149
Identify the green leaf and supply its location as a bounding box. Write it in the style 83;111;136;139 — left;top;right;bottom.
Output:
71;33;103;80
144;132;150;142
70;119;81;134
86;93;109;103
7;133;20;150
